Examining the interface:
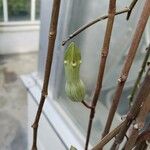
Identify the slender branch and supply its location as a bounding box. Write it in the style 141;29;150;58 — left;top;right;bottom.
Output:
62;0;139;46
31;0;61;150
128;44;150;107
102;0;150;139
126;0;138;20
92;120;126;150
62;8;129;46
132;124;150;150
117;44;150;150
111;67;150;150
124;94;150;150
82;100;93;109
84;1;117;149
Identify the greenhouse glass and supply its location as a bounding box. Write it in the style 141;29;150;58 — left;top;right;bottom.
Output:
38;0;149;146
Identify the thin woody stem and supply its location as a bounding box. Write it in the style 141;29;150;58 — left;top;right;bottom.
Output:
111;67;150;150
82;100;93;109
31;0;61;150
92;120;127;150
124;94;150;150
102;0;150;139
134;141;148;150
127;0;138;20
128;44;150;108
62;8;129;46
62;0;139;46
136;125;150;144
84;1;117;149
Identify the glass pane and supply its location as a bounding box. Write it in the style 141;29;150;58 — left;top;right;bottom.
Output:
36;0;40;20
38;0;149;147
8;0;30;21
0;0;3;21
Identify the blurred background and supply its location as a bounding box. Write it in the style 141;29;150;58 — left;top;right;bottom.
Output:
0;0;39;149
0;0;149;150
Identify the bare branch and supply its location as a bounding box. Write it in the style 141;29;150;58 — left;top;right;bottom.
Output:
92;120;126;150
111;67;150;150
82;100;93;109
62;8;129;46
136;125;150;144
124;94;150;150
127;0;138;20
134;141;148;150
84;1;117;149
31;0;61;149
102;0;150;139
62;0;139;46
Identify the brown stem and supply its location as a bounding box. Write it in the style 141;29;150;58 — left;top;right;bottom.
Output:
84;1;117;150
62;8;129;46
102;0;150;140
110;67;150;150
62;0;139;46
134;141;148;150
31;0;61;150
136;123;150;144
133;124;150;150
82;100;93;109
124;94;150;150
92;120;127;150
126;0;138;20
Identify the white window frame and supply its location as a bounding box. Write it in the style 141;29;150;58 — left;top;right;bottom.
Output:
21;73;87;150
2;0;8;22
31;0;36;21
1;0;39;24
20;0;150;149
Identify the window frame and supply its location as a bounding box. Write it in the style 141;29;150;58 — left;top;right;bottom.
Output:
1;0;40;24
21;73;87;150
22;0;150;149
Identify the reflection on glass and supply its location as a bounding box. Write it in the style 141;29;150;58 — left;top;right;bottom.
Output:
38;0;148;147
36;0;40;20
58;0;147;146
8;0;30;21
0;0;3;21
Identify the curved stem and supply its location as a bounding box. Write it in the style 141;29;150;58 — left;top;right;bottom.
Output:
62;0;139;46
62;8;129;46
126;0;138;20
82;100;93;109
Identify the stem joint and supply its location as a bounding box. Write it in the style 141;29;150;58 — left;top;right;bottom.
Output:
32;123;38;129
49;31;56;39
42;90;48;98
101;51;108;57
118;74;127;84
